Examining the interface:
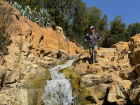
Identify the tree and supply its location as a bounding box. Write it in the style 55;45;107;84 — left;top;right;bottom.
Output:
109;15;128;45
86;6;102;34
127;22;140;39
99;14;109;36
43;0;75;29
71;0;89;48
9;0;42;11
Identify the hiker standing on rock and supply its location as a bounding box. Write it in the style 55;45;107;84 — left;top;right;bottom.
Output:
83;26;101;64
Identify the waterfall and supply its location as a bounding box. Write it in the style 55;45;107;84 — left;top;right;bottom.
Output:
42;58;75;105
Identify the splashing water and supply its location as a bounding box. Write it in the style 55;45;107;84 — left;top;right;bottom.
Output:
42;58;75;105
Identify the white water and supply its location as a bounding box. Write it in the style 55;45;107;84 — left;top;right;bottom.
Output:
42;59;75;105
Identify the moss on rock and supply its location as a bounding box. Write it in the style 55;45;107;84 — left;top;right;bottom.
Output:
19;68;51;105
59;66;80;79
54;58;67;66
76;88;93;105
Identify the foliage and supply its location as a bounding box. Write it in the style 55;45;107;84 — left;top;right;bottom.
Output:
7;0;42;11
109;15;128;46
127;22;140;39
71;0;89;48
12;2;50;27
0;3;12;55
43;0;74;29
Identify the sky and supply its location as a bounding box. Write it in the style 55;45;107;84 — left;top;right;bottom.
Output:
82;0;140;28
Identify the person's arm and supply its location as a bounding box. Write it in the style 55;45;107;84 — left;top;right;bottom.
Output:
83;33;89;42
96;33;101;41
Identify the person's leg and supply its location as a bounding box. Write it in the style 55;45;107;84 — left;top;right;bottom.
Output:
89;47;93;64
94;46;97;63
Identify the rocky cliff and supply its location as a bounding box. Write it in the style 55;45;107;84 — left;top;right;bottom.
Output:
0;1;81;105
60;34;140;105
0;0;140;105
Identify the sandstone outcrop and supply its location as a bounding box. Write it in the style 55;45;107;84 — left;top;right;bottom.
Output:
60;34;140;105
0;0;81;69
1;0;140;105
0;1;81;105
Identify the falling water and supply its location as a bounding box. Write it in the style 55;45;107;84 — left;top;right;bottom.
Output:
42;58;75;105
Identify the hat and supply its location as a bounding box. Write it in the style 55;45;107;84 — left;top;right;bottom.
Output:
90;26;95;29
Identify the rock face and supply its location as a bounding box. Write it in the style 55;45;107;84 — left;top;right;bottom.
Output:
61;34;140;105
1;0;81;66
1;1;140;105
0;56;51;105
129;34;140;66
0;1;81;105
107;80;131;104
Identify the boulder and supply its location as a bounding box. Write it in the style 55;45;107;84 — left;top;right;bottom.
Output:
76;84;110;105
74;63;89;75
129;88;140;105
80;74;103;88
4;70;19;84
130;49;140;66
92;83;109;100
88;64;103;74
119;68;137;80
111;41;129;52
129;34;140;49
128;34;140;66
80;73;121;88
107;80;132;104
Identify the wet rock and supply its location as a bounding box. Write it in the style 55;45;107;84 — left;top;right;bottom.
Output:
74;63;89;75
54;58;67;67
76;84;110;105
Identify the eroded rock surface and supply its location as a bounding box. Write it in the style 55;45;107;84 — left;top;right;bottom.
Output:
1;0;140;105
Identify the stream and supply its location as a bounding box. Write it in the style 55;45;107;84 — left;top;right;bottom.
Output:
42;58;76;105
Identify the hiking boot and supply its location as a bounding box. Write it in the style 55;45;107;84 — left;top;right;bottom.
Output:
95;61;98;63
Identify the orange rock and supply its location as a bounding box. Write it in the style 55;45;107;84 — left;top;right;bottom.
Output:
1;1;81;62
111;41;129;52
129;34;140;49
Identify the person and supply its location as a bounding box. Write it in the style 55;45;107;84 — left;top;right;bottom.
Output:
83;26;101;64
